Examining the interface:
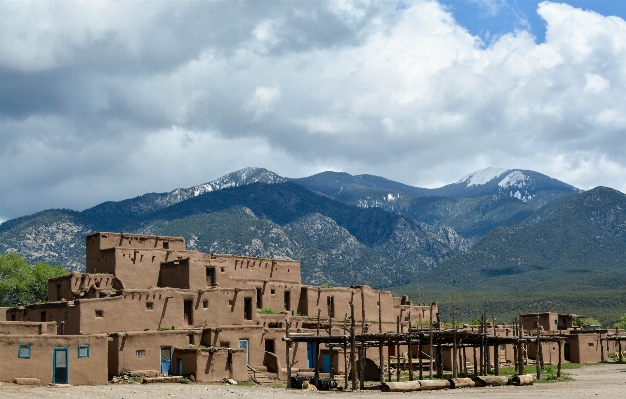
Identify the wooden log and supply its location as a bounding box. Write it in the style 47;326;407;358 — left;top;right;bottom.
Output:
143;376;182;384
429;303;434;380
418;379;452;390
407;314;414;381
381;381;422;392
449;377;475;388
512;374;534;386
285;321;292;388
350;303;357;390
379;341;384;384
600;334;605;362
557;339;562;378
472;375;509;387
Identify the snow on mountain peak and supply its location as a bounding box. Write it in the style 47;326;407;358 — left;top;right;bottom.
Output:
498;171;530;189
456;167;509;187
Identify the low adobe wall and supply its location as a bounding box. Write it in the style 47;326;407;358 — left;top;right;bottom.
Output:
174;347;248;382
0;334;108;385
0;321;57;336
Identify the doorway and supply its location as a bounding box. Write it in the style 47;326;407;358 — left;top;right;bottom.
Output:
238;339;249;364
161;347;172;375
53;347;69;384
184;300;193;326
206;267;215;286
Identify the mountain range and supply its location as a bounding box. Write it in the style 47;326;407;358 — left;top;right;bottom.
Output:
1;166;624;323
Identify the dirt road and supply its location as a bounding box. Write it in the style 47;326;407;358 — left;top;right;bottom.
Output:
2;363;625;398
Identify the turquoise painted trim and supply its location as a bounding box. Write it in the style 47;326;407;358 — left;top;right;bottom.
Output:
18;344;32;358
52;346;69;385
77;345;90;358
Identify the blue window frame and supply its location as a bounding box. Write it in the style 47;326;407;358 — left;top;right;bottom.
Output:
77;345;90;358
18;344;32;358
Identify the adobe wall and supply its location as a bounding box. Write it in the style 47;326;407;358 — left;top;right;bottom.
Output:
201;325;265;366
298;286;363;321
48;272;117;301
225;256;301;285
87;248;193;289
6;303;81;335
0;321;57;335
0;307;8;321
174;347;248;382
76;288;258;334
159;259;192;289
568;332;601;363
108;329;202;377
521;313;558;332
0;334;108;385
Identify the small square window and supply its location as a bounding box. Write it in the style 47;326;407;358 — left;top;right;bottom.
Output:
588;342;594;347
203;300;209;309
270;289;275;295
220;267;225;272
554;320;557;325
18;345;31;359
65;312;69;319
48;313;54;321
78;345;90;358
136;350;145;358
146;302;153;311
95;310;104;318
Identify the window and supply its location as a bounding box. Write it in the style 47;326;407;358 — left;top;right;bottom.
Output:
136;350;145;358
146;302;153;311
163;242;169;249
65;312;69;320
40;311;46;322
220;341;230;348
244;298;252;320
203;300;209;309
256;288;262;309
48;313;54;321
18;345;31;359
588;342;594;347
265;339;275;354
554;320;558;325
284;291;291;311
95;310;104;318
78;345;90;358
270;289;275;295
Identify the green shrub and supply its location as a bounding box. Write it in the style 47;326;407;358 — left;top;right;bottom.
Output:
257;307;282;314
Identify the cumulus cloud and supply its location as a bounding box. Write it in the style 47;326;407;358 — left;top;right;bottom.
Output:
1;0;626;221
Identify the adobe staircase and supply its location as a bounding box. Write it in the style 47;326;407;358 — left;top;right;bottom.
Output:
247;365;278;385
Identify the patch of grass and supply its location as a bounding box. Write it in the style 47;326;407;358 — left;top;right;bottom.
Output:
180;377;191;384
257;307;282;315
128;376;143;383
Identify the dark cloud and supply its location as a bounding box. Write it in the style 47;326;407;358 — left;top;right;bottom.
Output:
1;1;625;222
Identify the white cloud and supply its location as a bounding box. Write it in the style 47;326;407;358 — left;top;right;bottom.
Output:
243;86;282;121
1;0;626;220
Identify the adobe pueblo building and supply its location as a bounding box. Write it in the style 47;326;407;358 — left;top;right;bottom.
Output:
2;232;436;385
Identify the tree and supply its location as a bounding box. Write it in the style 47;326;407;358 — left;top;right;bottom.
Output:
0;253;68;306
573;316;601;327
615;314;626;330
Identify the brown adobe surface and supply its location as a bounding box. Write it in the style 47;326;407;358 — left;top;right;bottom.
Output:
1;362;625;398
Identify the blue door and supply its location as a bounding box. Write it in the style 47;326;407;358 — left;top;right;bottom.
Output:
53;347;69;384
307;342;316;368
238;339;249;364
160;347;172;375
321;353;331;373
177;358;183;376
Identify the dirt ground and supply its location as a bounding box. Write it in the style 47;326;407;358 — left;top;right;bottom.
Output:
2;363;625;399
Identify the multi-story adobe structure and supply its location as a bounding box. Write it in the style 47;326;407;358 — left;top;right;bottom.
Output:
2;232;436;385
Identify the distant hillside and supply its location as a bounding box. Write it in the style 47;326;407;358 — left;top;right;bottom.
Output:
0;181;469;288
418;186;626;292
294;167;579;240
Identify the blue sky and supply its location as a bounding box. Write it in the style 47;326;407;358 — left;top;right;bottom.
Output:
1;0;625;222
439;0;626;43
